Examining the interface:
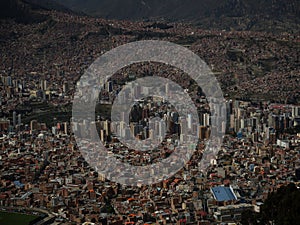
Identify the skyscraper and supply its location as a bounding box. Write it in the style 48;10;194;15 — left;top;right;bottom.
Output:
13;111;16;127
187;114;192;130
159;119;166;139
18;114;21;127
292;106;300;118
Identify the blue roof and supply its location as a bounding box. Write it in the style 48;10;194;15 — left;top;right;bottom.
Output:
14;181;24;188
211;186;237;202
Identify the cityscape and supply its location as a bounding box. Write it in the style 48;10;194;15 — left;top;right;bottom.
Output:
0;0;299;225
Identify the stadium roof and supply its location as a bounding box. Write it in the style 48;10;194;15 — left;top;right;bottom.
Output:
211;186;237;202
14;181;24;188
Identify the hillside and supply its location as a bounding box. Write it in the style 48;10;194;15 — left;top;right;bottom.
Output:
1;0;298;32
23;0;82;15
0;0;74;24
57;0;300;32
0;6;299;103
0;0;48;23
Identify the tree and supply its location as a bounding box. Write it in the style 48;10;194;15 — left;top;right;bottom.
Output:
241;183;300;225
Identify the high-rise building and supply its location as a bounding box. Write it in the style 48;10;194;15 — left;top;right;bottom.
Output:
30;120;38;131
51;126;56;135
63;82;69;93
106;81;113;92
0;119;9;132
203;113;210;127
124;127;131;139
143;126;149;139
40;79;47;91
149;129;154;140
292;106;300;118
103;120;111;136
119;121;125;137
100;129;106;142
187;114;192;130
63;122;68;134
12;111;16;127
137;86;142;99
159;119;166;138
18;114;21;127
180;117;187;136
199;126;207;140
165;83;169;96
155;120;160;136
6;76;12;86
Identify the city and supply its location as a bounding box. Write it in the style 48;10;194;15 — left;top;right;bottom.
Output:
0;0;299;224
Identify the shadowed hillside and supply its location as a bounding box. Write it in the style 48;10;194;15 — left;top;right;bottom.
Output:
58;0;300;32
0;0;48;23
0;0;76;24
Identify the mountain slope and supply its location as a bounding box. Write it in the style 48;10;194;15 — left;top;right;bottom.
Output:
23;0;82;14
0;0;73;24
57;0;220;20
57;0;300;32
